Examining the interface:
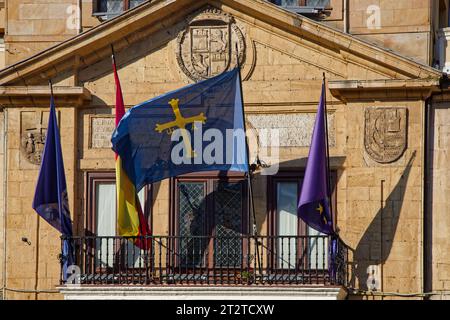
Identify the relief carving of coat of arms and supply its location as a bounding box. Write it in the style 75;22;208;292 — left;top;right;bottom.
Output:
20;111;49;165
177;8;245;81
364;107;408;163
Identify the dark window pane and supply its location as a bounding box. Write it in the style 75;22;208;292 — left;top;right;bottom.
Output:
306;0;330;7
281;0;299;5
98;0;123;14
270;0;330;7
129;0;145;9
178;182;206;267
214;182;243;267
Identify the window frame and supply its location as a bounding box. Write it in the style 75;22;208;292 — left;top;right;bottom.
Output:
270;0;331;7
267;170;337;271
169;171;249;269
169;171;249;238
85;171;152;236
267;170;337;237
269;0;332;16
92;0;143;16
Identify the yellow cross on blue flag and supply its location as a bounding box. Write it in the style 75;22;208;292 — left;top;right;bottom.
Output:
111;68;248;192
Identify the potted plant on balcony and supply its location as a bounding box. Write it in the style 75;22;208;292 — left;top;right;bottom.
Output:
238;270;255;285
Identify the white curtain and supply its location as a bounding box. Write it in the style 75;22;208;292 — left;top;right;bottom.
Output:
308;226;328;270
277;182;298;269
96;183;116;267
125;188;146;268
276;181;328;270
95;183;147;268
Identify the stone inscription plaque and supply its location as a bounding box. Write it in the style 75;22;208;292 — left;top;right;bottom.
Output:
247;113;336;148
90;116;115;149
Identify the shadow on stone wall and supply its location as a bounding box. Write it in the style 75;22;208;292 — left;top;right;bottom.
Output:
350;151;416;291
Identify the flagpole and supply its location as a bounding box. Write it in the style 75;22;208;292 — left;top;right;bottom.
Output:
322;73;334;234
35;80;55;299
34;206;40;300
235;44;262;275
322;73;338;284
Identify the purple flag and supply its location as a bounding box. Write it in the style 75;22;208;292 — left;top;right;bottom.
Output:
298;82;334;235
32;93;73;280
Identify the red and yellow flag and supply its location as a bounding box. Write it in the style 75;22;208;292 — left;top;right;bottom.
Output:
113;54;151;249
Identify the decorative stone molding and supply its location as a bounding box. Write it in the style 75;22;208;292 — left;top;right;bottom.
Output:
364;107;408;163
176;7;246;81
59;286;347;300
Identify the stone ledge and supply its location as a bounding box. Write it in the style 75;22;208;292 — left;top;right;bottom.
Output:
0;86;91;107
59;286;347;300
328;79;440;102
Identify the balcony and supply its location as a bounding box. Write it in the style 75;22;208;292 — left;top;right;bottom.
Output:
59;235;350;299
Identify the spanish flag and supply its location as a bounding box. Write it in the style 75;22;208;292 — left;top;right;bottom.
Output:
112;52;151;249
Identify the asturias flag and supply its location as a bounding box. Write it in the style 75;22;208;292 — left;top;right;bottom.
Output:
111;68;248;192
113;56;151;249
298;81;334;235
32;92;73;280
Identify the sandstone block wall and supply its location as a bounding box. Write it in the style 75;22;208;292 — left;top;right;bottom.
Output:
0;1;438;300
429;100;450;299
5;0;78;64
346;0;433;65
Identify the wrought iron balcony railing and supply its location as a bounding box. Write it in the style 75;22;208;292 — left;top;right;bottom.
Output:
60;235;349;287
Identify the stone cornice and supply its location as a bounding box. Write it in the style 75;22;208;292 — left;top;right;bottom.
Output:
328;79;441;102
0;0;443;87
0;0;204;85
58;286;348;300
222;0;442;80
0;86;91;107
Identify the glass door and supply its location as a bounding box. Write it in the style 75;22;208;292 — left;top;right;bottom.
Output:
88;172;149;270
271;175;330;271
174;174;247;270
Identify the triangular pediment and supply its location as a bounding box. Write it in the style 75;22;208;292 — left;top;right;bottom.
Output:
0;0;441;96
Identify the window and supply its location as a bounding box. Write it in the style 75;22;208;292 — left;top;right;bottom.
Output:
170;172;248;268
86;171;152;268
93;0;146;18
270;0;331;15
268;172;336;270
271;0;330;6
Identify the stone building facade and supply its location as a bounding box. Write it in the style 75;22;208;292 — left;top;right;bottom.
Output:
0;0;448;300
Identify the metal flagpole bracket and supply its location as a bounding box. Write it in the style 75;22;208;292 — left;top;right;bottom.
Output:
48;79;53;96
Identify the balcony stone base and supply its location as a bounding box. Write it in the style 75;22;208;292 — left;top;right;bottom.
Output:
59;286;347;300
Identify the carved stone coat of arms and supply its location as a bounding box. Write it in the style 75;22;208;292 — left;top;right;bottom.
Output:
364;107;408;163
177;8;245;81
20;111;49;165
21;131;46;165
